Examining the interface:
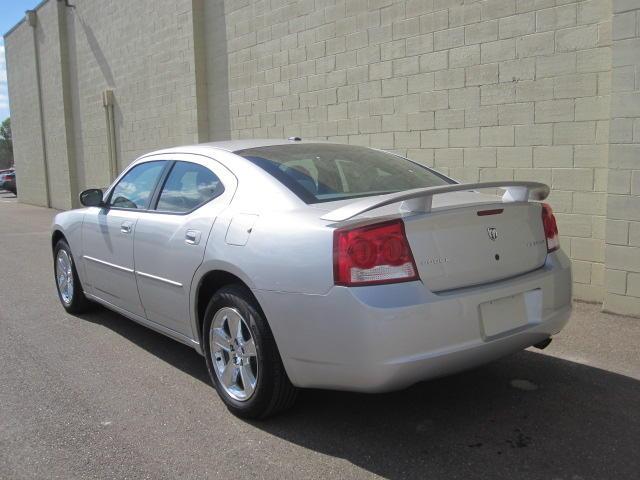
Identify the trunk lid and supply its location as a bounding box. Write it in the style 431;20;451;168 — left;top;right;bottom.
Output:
403;196;547;292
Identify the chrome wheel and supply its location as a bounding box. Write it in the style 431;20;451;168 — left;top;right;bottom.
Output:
56;249;74;305
209;307;258;401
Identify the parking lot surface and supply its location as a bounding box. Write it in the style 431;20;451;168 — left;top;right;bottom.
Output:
1;195;639;479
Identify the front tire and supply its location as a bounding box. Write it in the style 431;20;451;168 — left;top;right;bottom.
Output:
203;285;297;419
54;239;92;314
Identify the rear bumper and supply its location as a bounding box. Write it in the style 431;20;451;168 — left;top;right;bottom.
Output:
255;250;572;392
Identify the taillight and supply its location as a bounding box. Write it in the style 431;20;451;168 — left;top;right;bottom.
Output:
333;219;419;286
541;203;559;252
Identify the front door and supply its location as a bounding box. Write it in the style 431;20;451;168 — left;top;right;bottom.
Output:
82;160;168;317
133;157;236;337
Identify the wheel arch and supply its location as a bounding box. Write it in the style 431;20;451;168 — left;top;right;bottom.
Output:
51;229;66;251
192;267;300;394
193;267;265;350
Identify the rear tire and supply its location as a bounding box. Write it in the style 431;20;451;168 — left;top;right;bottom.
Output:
54;239;92;314
203;284;297;419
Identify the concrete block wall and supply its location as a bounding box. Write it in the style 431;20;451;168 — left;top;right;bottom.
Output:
604;0;640;316
223;0;612;302
5;0;640;315
4;1;76;210
64;0;201;191
37;0;76;210
5;0;201;204
4;21;48;207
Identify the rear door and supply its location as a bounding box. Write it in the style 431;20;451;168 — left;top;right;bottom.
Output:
82;160;168;316
133;155;237;337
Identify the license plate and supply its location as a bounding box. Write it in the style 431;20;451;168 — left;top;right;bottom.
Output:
480;289;542;339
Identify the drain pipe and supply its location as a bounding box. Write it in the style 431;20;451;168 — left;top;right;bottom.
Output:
102;89;118;181
27;10;51;207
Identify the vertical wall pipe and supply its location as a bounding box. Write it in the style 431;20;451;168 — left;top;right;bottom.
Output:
102;89;118;181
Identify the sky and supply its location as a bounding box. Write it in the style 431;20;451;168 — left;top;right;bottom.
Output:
0;0;41;120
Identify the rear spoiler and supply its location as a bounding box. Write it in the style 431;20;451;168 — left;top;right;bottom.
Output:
320;181;550;222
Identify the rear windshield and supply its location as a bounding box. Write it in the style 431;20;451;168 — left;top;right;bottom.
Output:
236;143;452;204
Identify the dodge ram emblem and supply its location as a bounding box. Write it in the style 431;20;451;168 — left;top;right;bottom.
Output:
487;227;498;241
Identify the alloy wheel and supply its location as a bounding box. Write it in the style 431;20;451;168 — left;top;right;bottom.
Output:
56;249;74;305
209;307;258;401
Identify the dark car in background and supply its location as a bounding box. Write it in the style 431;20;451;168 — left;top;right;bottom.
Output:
0;169;16;195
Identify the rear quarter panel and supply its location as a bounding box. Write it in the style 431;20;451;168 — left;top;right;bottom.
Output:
197;151;337;296
199;208;335;295
190;152;336;352
240;211;335;294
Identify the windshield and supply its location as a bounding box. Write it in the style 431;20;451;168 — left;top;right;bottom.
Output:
236;143;452;204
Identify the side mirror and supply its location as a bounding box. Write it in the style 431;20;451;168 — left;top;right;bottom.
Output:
79;188;105;207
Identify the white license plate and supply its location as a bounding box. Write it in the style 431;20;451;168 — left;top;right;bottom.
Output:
480;290;542;338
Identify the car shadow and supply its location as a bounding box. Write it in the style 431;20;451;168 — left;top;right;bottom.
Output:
77;306;211;384
259;354;640;479
79;306;640;479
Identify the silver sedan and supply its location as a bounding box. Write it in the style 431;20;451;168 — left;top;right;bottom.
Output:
52;139;572;418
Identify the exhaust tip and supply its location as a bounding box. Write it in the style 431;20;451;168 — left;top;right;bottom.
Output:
534;338;552;350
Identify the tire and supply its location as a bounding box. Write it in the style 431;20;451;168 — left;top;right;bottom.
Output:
53;239;92;314
203;284;298;419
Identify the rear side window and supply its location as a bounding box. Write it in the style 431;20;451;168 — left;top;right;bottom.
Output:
109;161;166;209
155;162;224;213
236;144;452;204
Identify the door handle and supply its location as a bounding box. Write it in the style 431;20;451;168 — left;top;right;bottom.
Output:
120;221;133;234
185;230;201;245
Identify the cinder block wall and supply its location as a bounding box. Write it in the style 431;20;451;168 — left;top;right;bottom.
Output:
5;0;640;315
604;0;640;315
4;20;48;207
37;0;76;211
222;0;612;303
5;0;201;205
4;1;76;209
65;0;201;191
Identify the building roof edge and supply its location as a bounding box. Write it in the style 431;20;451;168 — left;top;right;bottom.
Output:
3;0;52;39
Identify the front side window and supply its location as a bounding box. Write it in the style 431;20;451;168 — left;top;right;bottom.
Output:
155;162;224;213
109;161;166;209
236;144;452;204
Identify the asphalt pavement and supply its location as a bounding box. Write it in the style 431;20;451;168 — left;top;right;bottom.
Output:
0;192;639;479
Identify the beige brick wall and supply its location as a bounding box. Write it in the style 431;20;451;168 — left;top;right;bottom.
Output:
6;0;202;202
37;0;75;210
603;0;640;316
4;2;77;210
223;0;612;302
6;0;640;315
5;20;48;207
65;0;201;190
